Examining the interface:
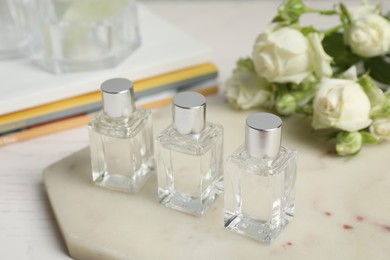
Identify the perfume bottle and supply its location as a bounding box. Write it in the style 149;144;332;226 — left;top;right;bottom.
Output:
89;78;154;193
156;92;224;216
224;112;297;243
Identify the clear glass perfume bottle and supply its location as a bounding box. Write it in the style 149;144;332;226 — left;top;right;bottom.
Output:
224;112;297;243
156;92;224;216
89;78;154;193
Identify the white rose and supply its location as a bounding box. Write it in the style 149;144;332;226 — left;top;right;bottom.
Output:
226;61;272;110
369;118;390;141
312;78;372;132
252;28;332;84
252;28;311;84
345;14;390;58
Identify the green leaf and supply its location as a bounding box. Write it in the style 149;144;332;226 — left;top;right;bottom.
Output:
272;15;285;23
300;26;319;36
322;32;361;73
273;83;289;98
318;9;338;16
339;3;352;25
385;11;390;20
360;131;378;144
358;74;386;109
364;55;390;86
371;98;390;117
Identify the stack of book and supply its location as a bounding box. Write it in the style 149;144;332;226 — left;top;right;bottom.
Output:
0;7;219;147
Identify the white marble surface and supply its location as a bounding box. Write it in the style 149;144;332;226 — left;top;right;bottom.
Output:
1;1;390;259
44;102;390;260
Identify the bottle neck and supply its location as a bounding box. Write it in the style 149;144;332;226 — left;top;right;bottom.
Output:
102;110;133;124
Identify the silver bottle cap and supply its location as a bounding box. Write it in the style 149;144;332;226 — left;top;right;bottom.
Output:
245;113;282;159
173;92;206;135
101;78;135;118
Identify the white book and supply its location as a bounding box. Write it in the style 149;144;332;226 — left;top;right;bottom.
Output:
0;5;212;115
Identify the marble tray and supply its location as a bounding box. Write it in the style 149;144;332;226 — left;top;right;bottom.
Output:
43;102;390;259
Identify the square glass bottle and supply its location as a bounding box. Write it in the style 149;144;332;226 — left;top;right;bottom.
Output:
224;113;297;243
89;78;154;193
156;92;224;216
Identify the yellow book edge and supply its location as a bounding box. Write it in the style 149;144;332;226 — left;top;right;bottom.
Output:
0;86;218;147
0;63;217;125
